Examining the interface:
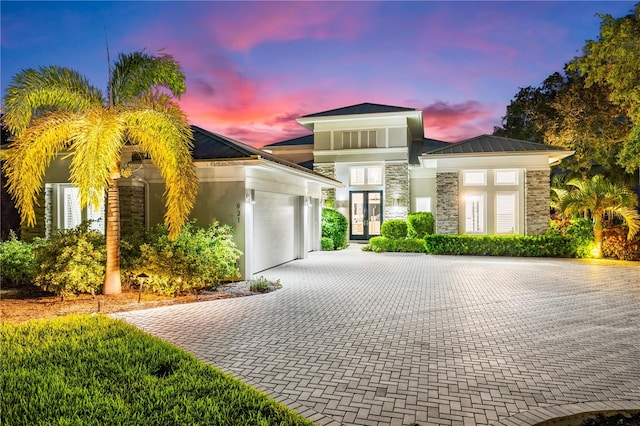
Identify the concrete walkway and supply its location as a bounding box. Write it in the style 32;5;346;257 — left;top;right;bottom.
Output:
112;246;640;425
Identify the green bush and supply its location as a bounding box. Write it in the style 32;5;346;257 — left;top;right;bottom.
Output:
249;276;281;293
381;219;407;240
33;223;106;298
321;208;348;250
407;212;435;239
424;234;574;257
0;232;36;287
133;222;242;296
320;237;334;251
0;315;314;425
363;236;425;253
549;217;594;258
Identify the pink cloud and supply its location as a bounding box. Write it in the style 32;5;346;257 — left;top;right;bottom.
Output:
422;101;499;141
201;2;371;51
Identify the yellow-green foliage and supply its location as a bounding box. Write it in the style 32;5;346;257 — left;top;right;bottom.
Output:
0;315;314;426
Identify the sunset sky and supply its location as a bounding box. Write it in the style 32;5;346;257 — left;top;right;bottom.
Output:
1;1;635;147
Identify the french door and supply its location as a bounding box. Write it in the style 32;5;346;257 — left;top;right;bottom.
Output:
349;191;383;240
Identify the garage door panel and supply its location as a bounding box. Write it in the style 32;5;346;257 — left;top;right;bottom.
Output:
253;192;296;273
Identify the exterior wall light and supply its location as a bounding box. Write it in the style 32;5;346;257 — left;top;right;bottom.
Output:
245;189;256;204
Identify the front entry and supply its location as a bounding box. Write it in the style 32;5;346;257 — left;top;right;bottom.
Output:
350;191;383;240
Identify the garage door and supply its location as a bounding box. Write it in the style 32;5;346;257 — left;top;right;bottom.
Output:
253;191;297;273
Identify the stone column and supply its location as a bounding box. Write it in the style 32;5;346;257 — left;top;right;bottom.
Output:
384;162;409;220
436;172;459;234
313;164;336;208
118;184;145;237
525;170;550;235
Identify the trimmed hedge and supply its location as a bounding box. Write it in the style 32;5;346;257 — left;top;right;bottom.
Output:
321;208;348;250
407;212;435;238
380;220;407;240
363;236;426;253
424;234;575;257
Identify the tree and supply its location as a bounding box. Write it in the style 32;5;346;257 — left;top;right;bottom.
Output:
572;3;640;172
544;68;630;179
559;175;640;258
2;51;198;294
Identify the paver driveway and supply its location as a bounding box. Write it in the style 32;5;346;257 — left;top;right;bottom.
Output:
113;247;640;425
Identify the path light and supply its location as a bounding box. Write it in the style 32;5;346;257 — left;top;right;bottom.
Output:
137;273;149;303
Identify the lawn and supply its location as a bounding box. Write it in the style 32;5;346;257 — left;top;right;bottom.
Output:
1;314;313;425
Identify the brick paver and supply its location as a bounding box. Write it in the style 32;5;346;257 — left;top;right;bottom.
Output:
112;247;640;425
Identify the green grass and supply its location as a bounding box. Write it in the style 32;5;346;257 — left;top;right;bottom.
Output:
1;315;314;426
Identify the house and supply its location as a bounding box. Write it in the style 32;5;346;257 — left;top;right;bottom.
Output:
263;103;573;240
28;126;342;278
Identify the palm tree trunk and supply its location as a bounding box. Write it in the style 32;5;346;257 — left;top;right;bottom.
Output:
593;214;603;258
104;177;122;294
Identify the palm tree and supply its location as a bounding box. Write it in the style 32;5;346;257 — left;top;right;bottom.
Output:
2;51;198;294
560;174;640;258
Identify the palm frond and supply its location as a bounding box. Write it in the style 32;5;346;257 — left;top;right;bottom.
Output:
121;102;197;239
2;112;76;225
111;52;187;105
605;206;640;240
3;66;103;136
69;107;126;211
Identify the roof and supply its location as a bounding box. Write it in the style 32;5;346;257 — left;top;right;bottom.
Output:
409;138;452;164
262;134;314;147
190;126;339;183
301;102;418;118
425;134;571;155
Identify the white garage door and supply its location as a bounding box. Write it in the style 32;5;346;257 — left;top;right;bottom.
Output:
253;191;297;273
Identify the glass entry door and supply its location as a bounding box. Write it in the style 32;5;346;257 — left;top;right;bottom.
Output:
350;191;383;240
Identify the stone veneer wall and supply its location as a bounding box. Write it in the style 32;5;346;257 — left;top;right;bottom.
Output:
384;163;409;220
118;185;145;236
436;172;459;234
313;164;336;207
525;170;550;235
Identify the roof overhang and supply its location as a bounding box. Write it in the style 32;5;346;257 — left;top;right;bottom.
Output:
419;149;575;167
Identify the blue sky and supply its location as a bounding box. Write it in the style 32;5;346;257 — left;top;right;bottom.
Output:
1;1;635;146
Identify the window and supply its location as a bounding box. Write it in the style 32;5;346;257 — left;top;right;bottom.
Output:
415;197;432;212
350;167;383;186
495;170;518;185
46;184;105;235
463;170;486;186
465;194;485;233
496;193;517;234
342;130;377;149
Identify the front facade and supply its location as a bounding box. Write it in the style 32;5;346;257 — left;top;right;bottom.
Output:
264;103;573;240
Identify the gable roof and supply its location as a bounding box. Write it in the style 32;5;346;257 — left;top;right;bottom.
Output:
301;102;418;118
425;134;570;155
262;134;314;148
190;126;339;183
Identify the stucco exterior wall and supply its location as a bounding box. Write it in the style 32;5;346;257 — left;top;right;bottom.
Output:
436;172;459;234
525;169;550;235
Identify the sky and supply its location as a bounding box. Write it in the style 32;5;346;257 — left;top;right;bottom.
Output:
1;1;636;147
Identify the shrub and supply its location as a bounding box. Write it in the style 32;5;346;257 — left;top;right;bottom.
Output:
407;212;435;239
320;237;334;251
424;234;574;257
249;276;281;293
33;223;106;299
549;217;594;258
602;224;640;261
0;232;36;287
133;222;242;296
381;219;407;240
363;236;425;253
321;208;348;250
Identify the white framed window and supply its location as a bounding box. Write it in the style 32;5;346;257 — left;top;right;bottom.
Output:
495;169;518;185
496;192;518;234
47;184;105;235
415;197;432;213
464;193;486;233
463;170;487;186
350;167;383;186
342;130;377;149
